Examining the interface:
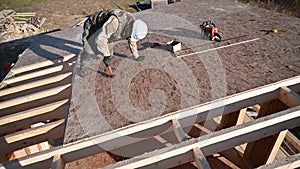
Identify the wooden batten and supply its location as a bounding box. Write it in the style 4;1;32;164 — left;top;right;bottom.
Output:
172;118;187;142
3;63;74;88
9;54;76;77
286;131;300;152
0;99;68;135
256;153;300;169
266;130;288;164
0;84;71;117
243;99;289;168
102;106;300;169
0;119;65;154
0;72;72;101
279;86;300;108
193;147;211;169
51;155;65;169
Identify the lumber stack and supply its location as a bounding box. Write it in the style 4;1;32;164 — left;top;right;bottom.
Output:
0;10;46;41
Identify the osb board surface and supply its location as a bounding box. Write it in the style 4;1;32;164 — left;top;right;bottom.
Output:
65;0;300;144
12;26;82;68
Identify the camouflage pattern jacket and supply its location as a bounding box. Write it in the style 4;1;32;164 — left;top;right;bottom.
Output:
83;9;139;58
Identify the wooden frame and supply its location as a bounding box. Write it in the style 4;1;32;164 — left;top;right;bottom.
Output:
102;106;300;169
0;54;75;163
0;75;299;169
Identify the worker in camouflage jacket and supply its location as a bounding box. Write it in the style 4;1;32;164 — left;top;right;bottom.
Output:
81;9;148;76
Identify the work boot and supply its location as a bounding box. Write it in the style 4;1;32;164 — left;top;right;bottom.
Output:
135;56;145;61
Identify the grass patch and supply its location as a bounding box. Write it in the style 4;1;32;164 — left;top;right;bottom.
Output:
0;0;47;12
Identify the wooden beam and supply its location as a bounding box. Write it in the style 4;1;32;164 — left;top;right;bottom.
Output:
219;108;246;129
172;118;187;142
14;12;36;16
10;54;76;77
1;105;299;169
236;108;246;125
193;147;211;169
286;131;300;152
0;72;72;101
101;106;300;169
0;84;71;117
256;153;300;169
243;99;289;168
279;86;300;107
0;119;65;154
0;99;68;135
3;63;74;87
266;130;288;164
51;155;65;169
177;38;259;58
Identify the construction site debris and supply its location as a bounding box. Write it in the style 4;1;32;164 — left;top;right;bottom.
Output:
0;10;46;41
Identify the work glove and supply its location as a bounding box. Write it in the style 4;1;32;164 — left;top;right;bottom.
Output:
103;56;112;67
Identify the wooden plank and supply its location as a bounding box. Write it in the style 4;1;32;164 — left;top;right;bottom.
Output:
10;54;76;77
256;153;300;169
51;155;65;169
243;99;289;168
0;84;71;117
219;110;240;129
266;130;288;164
279;86;300;107
10;149;27;160
3;63;74;87
286;131;300;152
102;106;300;169
236;108;246;125
0;119;65;154
172;118;187;142
193;147;211;169
177;38;260;58
0;72;72;101
14;12;36;16
13;17;30;21
1;105;299;169
0;99;68;135
0;153;7;163
38;141;51;151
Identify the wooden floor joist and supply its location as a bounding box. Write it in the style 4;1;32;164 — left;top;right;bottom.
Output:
0;72;72;101
0;99;68;135
278;86;300;108
286;131;300;152
0;119;65;154
172;118;187;142
0;75;299;169
51;155;65;169
2;63;74;88
256;153;300;169
193;147;211;169
103;106;300;169
9;54;76;77
0;84;71;117
243;92;296;167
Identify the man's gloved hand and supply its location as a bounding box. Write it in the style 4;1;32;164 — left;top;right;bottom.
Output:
103;56;112;67
135;56;145;61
